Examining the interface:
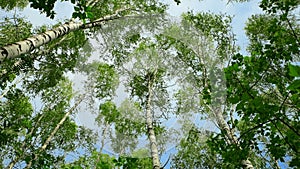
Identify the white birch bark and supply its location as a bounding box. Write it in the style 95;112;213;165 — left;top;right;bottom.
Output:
202;54;254;168
210;106;254;169
24;94;85;169
0;8;128;63
145;71;161;169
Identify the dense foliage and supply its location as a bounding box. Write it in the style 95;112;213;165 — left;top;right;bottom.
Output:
0;0;299;168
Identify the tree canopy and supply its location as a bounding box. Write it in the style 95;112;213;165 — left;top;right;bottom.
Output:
0;0;299;168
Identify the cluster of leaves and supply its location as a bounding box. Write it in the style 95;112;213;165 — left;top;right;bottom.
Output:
0;79;96;168
1;0;299;168
28;0;167;21
94;63;119;99
28;0;92;19
0;17;33;89
97;100;156;150
23;28;89;94
214;0;300;167
0;89;32;149
129;68;165;99
61;149;152;168
0;0;28;10
182;11;236;59
172;127;219;168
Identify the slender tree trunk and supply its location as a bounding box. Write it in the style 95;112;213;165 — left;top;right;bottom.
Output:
204;61;254;168
24;94;85;169
0;8;128;63
145;71;161;169
6;113;45;169
210;106;254;169
95;122;109;168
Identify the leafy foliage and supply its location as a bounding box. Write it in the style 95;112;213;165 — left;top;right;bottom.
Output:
61;149;152;169
94;63;119;99
0;0;28;10
172;127;219;169
0;17;33;89
28;0;166;20
0;0;299;168
0;89;32;150
223;0;300;167
0;79;96;168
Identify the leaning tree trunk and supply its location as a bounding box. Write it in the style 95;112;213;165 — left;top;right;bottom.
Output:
204;59;254;168
145;71;161;169
0;8;128;63
211;106;254;169
24;94;85;169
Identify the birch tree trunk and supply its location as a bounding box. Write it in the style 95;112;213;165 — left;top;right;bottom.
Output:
24;94;85;169
210;106;254;169
0;8;128;63
95;122;109;168
145;71;161;169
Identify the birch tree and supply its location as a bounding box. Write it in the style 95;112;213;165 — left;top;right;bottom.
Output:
156;12;257;168
224;0;300;167
109;36;178;168
0;8;126;62
163;1;299;168
0;0;165;62
1;0;298;168
0;12;97;168
1;78;96;168
0;0;166;95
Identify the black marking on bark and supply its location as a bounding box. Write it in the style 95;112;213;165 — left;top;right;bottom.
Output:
54;29;58;37
44;32;52;43
1;48;8;57
59;27;64;34
63;26;68;33
42;34;48;41
14;42;22;52
34;37;40;45
46;32;52;40
153;165;160;169
61;27;65;34
55;28;61;36
66;25;70;33
27;39;35;50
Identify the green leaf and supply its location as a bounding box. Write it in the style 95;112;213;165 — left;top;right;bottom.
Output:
74;6;80;11
86;12;94;19
287;79;300;90
289;64;300;77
